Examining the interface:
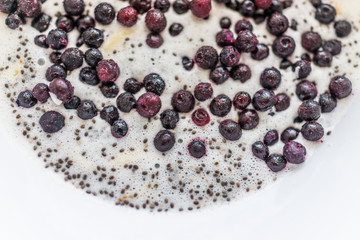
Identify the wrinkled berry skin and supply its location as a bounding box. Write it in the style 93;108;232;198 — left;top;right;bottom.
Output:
283;141;306;164
85;49;103;67
301;122;324;141
117;6;138;27
230;64;251;82
301;31;322;52
238;109;259;130
210;94;232;117
64;96;81;109
32;13;52;32
233;91;251;110
266;154;287;172
18;0;42;18
61;48;84;71
96;59;120;82
252;141;269;160
216;29;235;47
319;92;337;113
210;66;229;84
281;127;299;143
0;0;17;13
82;27;105;48
190;0;212;19
47;29;68;50
191;108;210;127
272;35;296;58
39;111;65;133
314;51;333;67
16;90;38;108
323;40;342;56
195;46;219;69
95;2;115;25
146;33;164;48
194;82;213;101
260;67;281;90
154;130;176;152
111;120;128;138
136;92;162;118
235;30;258;52
64;0;85;16
160;109;179;129
143;73;165;96
264;130;279;146
49;78;74;102
252;89;276;112
188;139;206;158
220;46;241;67
77;100;98;120
129;0;152;14
275;93;290;112
100;82;119;98
251;44;269;61
298;100;321;121
116;92;137;113
219;119;242;141
334;20;352;38
315;4;336;24
293;60;312;79
124;78;143;94
266;12;289;36
171;90;195;113
329;75;352;99
32;83;50;103
296;80;318;101
79;67;100;86
145;9;167;33
100;105;119;125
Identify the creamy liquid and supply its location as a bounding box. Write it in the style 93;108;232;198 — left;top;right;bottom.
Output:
0;0;359;211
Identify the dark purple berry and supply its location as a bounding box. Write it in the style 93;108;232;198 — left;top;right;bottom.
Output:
169;23;183;36
264;129;279;146
315;4;336;24
279;59;292;69
143;73;165;96
173;0;189;14
136;92;162;118
255;0;273;9
34;34;49;48
77;100;98;120
290;19;297;31
154;130;175;152
46;64;67;82
296;80;318;101
281;127;299;143
49;51;62;64
334;20;352;37
235;19;253;33
94;2;115;25
171;90;195;113
219;119;242;141
18;0;42;18
182;56;195;71
100;105;119;125
216;29;235;47
251;44;269;61
160;109;179;129
220;17;231;29
146;33;164;48
31;13;51;32
329;75;352;99
117;6;138;27
195;46;219;69
238;109;259;130
116;92;137;113
0;0;16;13
272;35;296;58
301;122;324;141
32;83;50;103
84;48;103;67
252;141;269;160
100;82;119;98
79;67;100;85
190;0;212;19
314;51;333;67
188;139;206;158
266;154;287;172
154;0;170;12
233;91;251;110
275;93;290;112
145;9;167;33
298;100;321;121
96;59;120;82
293;60;311;79
310;0;322;7
235;30;258;53
191;108;210;127
76;15;95;32
225;0;239;11
220;46;241;67
56;15;74;32
301;31;322;52
16;90;37;108
64;0;85;16
230;64;251;82
319;92;337;113
267;12;289;36
111;120;128;138
47;29;68;50
283;141;306;164
39;111;65;133
301;53;311;62
252;89;276;112
82;27;104;48
61;47;83;71
239;0;256;17
260;67;281;90
124;78;143;94
5;13;24;30
194;82;213;101
210;94;232;117
323;39;342;56
129;0;152;14
49;78;74;102
210;66;230;84
64;96;81;109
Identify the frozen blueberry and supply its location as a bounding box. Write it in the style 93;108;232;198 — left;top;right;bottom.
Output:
96;59;120;82
301;122;324;141
281;127;299;143
169;23;184;36
188;139;206;158
94;2;115;25
225;0;239;11
334;20;352;38
16;90;37;108
64;96;81;109
56;15;74;32
272;35;295;58
49;51;62;64
220;17;231;29
251;44;269;61
76;15;95;32
314;51;333;67
323;39;342;56
154;0;170;12
239;0;256;17
46;65;67;82
296;80;318;101
219;119;242;141
61;47;83;71
279;59;292;70
298;100;321;121
290;19;298;31
275;93;290;112
39;111;65;133
293;60;311;79
182;56;195;71
136;92;162;118
301;31;322;52
0;0;17;13
145;9;167;33
84;49;103;67
32;83;50;103
190;0;212;19
18;0;42;18
173;0;190;14
146;33;164;48
171;90;195;113
216;29;235;47
266;154;287;172
191;108;210;127
49;78;74;102
124;78;143;94
116;92;137;113
310;0;322;7
329;75;352;99
31;13;51;32
82;27;104;48
100;82;119;98
34;34;49;48
230;64;251;83
283;141;306;164
79;67;100;85
210;66;230;84
47;29;68;50
238;109;259;130
220;46;241;67
315;4;336;24
252;89;276;112
160;109;179;129
111;120;128;138
210;94;232;117
143;73;165;96
195;46;219;69
5;13;24;30
235;19;253;33
129;0;152;14
154;130;175;152
194;82;213;101
64;0;85;16
77;100;98;120
267;12;289;36
117;6;138;27
260;67;281;90
233;91;251;110
319;92;337;113
235;30;258;53
100;105;119;125
252;141;269;160
264;129;279;146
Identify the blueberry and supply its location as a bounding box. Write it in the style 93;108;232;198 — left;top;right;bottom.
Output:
47;29;68;50
154;0;170;12
220;17;231;29
275;93;290;112
319;92;337;113
334;20;352;37
56;15;75;32
145;9;167;33
298;100;321;121
49;78;74;102
77;100;98;120
79;67;100;85
136;92;162;118
171;90;195;113
252;141;269;160
76;15;95;32
210;94;232;117
238;109;259;130
323;39;342;56
296;80;318;101
267;12;289;36
16;90;38;108
280;127;299;143
220;46;241;67
264;129;279;146
292;60;312;79
124;78;143;94
5;13;24;30
266;154;287;172
233;91;251;110
129;0;152;14
182;56;195;71
32;83;50;103
251;44;269;61
283;141;306;164
46;65;67;82
194;82;213;101
18;0;42;18
34;35;49;48
84;49;103;67
39;111;65;134
252;89;276;112
219;119;242;141
173;0;190;14
49;51;62;64
61;48;83;71
313;51;333;67
230;64;251;83
225;0;240;11
279;59;292;70
64;0;85;16
315;4;336;24
111;120;129;138
94;2;115;25
160;109;179;129
301;31;322;52
96;59;120;82
100;82;119;98
329;75;352;99
31;13;51;32
0;0;17;13
146;33;164;48
82;28;105;48
154;130;176;152
143;73;165;96
169;23;184;36
210;66;230;84
190;0;212;19
191;108;210;127
310;0;322;7
272;35;295;58
301;122;324;141
235;30;258;53
194;46;219;70
235;19;253;33
239;0;256;17
301;53;311;62
100;105;119;125
117;6;138;27
188;140;206;158
290;19;298;31
64;96;81;109
116;92;137;113
216;29;235;47
260;67;281;90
